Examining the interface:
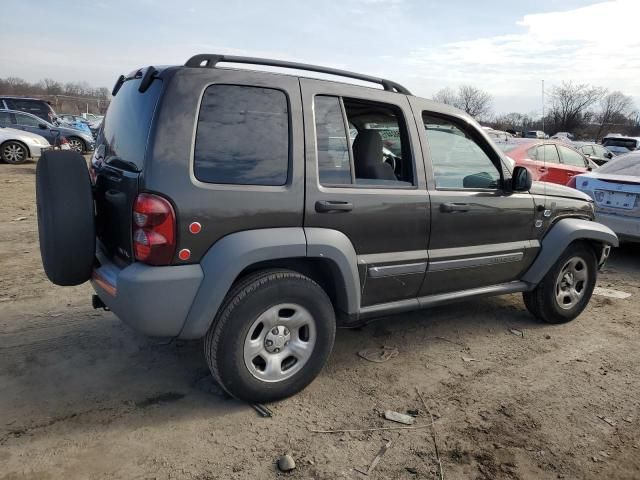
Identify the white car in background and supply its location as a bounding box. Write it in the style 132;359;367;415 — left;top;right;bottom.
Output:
0;127;51;164
569;152;640;243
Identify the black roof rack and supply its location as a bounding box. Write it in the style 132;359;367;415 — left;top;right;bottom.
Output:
184;54;411;95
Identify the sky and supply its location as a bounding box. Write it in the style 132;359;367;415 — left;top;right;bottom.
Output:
1;0;639;115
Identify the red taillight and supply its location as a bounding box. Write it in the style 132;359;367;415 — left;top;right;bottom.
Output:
566;176;577;189
132;193;176;265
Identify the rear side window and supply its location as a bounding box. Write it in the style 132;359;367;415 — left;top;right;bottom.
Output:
527;145;560;163
194;85;289;186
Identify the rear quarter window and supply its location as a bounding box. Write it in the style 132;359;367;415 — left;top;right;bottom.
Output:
194;85;289;186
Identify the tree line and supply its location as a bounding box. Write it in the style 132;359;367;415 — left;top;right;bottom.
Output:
432;82;639;140
0;77;110;115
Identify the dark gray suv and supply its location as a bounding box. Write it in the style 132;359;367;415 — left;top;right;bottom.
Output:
36;55;618;402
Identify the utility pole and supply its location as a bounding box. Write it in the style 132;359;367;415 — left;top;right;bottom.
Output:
541;80;545;135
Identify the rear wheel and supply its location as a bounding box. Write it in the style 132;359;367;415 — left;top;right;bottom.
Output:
67;137;85;153
204;270;336;402
523;242;597;324
1;141;28;164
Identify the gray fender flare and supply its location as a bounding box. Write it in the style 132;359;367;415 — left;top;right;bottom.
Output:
305;227;361;316
178;227;361;339
521;218;618;285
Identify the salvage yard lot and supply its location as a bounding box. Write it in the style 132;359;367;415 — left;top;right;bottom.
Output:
1;161;639;479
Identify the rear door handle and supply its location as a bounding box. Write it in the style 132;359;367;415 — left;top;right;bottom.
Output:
315;200;353;213
440;202;469;213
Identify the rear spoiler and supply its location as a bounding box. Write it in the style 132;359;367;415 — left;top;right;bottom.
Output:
111;66;158;96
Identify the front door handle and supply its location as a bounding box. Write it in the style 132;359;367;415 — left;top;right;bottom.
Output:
315;200;353;213
440;202;469;213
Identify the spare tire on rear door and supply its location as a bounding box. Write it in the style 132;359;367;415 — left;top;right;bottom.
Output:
36;151;95;286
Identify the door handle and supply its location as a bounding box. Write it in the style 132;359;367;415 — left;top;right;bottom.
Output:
315;200;353;213
440;202;469;213
537;166;547;172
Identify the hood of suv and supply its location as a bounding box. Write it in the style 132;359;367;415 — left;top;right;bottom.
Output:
529;181;592;202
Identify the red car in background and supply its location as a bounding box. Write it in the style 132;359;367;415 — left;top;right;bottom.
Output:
500;141;595;185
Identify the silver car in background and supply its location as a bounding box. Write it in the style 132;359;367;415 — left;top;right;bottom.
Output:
571;152;640;242
0;127;51;164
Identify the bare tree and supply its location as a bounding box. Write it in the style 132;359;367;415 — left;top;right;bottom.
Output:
456;85;492;119
548;81;605;133
432;85;492;119
595;91;635;141
432;87;457;106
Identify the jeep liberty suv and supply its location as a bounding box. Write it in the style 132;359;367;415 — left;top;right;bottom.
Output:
36;54;618;402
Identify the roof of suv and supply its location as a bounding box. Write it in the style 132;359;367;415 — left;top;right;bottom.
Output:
115;54;413;98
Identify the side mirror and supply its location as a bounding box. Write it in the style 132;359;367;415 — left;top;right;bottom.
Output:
512;166;532;192
38;123;47;129
606;152;613;159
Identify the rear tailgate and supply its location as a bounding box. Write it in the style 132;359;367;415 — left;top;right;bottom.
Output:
92;73;163;264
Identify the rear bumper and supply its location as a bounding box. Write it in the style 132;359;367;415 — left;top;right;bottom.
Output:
91;249;203;337
595;212;640;242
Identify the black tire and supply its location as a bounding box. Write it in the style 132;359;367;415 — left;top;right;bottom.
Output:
67;137;85;153
36;150;95;286
523;242;597;324
204;269;336;402
1;141;28;164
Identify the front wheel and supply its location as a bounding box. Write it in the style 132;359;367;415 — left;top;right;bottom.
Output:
67;137;85;153
1;141;28;164
523;242;597;324
204;270;336;402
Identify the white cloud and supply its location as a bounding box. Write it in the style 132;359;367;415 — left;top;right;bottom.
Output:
401;0;640;111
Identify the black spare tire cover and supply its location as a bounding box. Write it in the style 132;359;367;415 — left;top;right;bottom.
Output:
36;151;95;286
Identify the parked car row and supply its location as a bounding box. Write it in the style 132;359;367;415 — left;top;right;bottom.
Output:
0;96;100;160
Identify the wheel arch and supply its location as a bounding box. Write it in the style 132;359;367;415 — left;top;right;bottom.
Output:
522;217;618;286
178;227;361;339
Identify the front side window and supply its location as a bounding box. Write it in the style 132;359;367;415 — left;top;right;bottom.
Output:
423;113;501;189
558;145;587;167
195;85;289;186
14;113;41;127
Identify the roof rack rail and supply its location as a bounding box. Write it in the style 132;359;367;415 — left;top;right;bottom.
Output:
184;54;411;95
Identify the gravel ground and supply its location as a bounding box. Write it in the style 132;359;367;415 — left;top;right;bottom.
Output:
1;160;639;479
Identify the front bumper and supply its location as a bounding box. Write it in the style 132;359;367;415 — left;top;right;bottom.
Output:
596;212;640;243
27;143;51;158
91;249;203;337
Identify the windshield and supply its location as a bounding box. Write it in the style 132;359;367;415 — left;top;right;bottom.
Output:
598;154;640;176
99;77;163;170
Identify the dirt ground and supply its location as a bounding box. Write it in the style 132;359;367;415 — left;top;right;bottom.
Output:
1;160;639;480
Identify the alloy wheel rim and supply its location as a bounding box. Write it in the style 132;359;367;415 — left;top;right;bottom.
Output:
555;256;588;310
69;139;83;152
243;303;317;383
4;144;25;163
